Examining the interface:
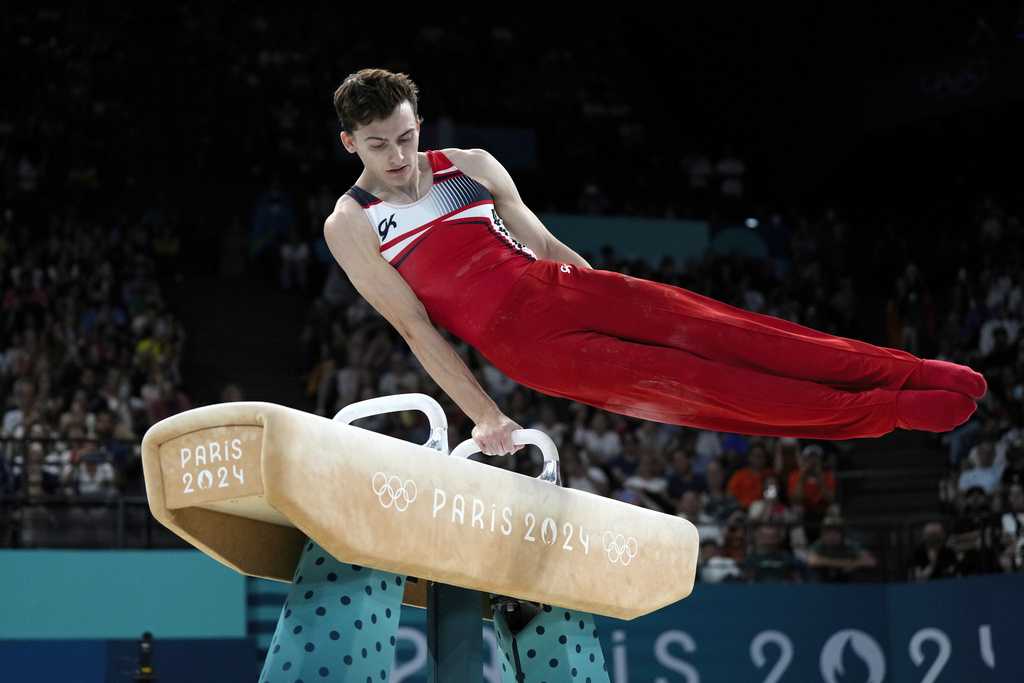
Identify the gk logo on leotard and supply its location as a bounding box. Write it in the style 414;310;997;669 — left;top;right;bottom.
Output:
371;472;417;512
377;214;397;241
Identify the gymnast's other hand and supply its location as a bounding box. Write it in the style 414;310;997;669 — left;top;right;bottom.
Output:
472;411;524;456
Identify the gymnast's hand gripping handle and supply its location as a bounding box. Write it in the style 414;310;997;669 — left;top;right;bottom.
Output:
334;392;449;455
449;429;562;486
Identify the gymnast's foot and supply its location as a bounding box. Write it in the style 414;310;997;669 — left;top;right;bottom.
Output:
902;359;987;399
895;390;976;433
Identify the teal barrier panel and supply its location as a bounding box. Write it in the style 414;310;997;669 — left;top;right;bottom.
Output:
540;214;710;267
0;550;246;639
254;573;1024;682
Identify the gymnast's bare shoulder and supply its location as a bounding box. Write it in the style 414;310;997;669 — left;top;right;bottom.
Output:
322;196;432;339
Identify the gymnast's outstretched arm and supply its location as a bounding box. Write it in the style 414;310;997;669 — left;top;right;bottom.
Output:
323;197;523;455
445;147;593;269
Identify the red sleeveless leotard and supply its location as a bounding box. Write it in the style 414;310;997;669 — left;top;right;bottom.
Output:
345;150;534;347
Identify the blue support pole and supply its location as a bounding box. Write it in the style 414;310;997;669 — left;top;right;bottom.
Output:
427;582;483;683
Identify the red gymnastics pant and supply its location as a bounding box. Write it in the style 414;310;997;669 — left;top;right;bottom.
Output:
478;260;927;440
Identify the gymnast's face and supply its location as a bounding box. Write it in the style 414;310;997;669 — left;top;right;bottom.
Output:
341;100;422;186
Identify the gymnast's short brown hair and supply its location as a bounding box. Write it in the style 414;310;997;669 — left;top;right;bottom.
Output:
333;68;422;134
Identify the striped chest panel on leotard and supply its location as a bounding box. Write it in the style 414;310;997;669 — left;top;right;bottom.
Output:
344;150;537;268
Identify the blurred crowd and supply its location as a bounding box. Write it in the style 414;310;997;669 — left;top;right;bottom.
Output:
3;6;1022;582
901;197;1024;579
2;6;195;544
0;195;189;547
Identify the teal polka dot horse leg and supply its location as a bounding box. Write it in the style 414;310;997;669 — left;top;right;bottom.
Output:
492;601;610;683
259;540;404;683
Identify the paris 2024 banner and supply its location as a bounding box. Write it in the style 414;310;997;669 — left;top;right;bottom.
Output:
386;573;1022;683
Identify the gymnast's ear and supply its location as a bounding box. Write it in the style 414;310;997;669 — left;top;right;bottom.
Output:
339;130;356;154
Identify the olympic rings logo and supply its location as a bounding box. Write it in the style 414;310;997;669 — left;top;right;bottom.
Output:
371;472;417;512
602;531;639;566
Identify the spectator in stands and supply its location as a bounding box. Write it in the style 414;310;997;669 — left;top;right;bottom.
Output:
892;262;933;356
698;538;742;583
527;403;569;450
773;437;801;498
703;459;740;522
743;523;801;583
949;486;999;575
958;440;1004;494
59;393;93;435
995;420;1022;464
747;475;788;523
998;483;1024;572
787;443;836;527
2;377;35;437
945;414;984;469
1000;442;1024;490
333;346;368;413
12;441;45;498
980;321;1019;371
61;425;89;469
720;433;750;461
134;319;168;371
65;447;115;499
29;423;65;496
623;452;672;511
692;429;721;475
666;448;707;499
94;368;132;428
561;443;609;496
747;474;809;558
140;373;192;425
908;521;959;581
727;442;775;510
807;515;876;582
606;435;641;487
721;509;749;566
93;409;131;468
0;449;13;495
677;490;722;545
573;411;622;465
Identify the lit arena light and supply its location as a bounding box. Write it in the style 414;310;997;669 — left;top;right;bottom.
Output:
745;217;759;228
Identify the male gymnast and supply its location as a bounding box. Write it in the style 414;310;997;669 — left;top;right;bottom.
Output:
323;68;986;457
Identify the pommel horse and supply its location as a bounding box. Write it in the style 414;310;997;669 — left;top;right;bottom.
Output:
141;394;699;681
